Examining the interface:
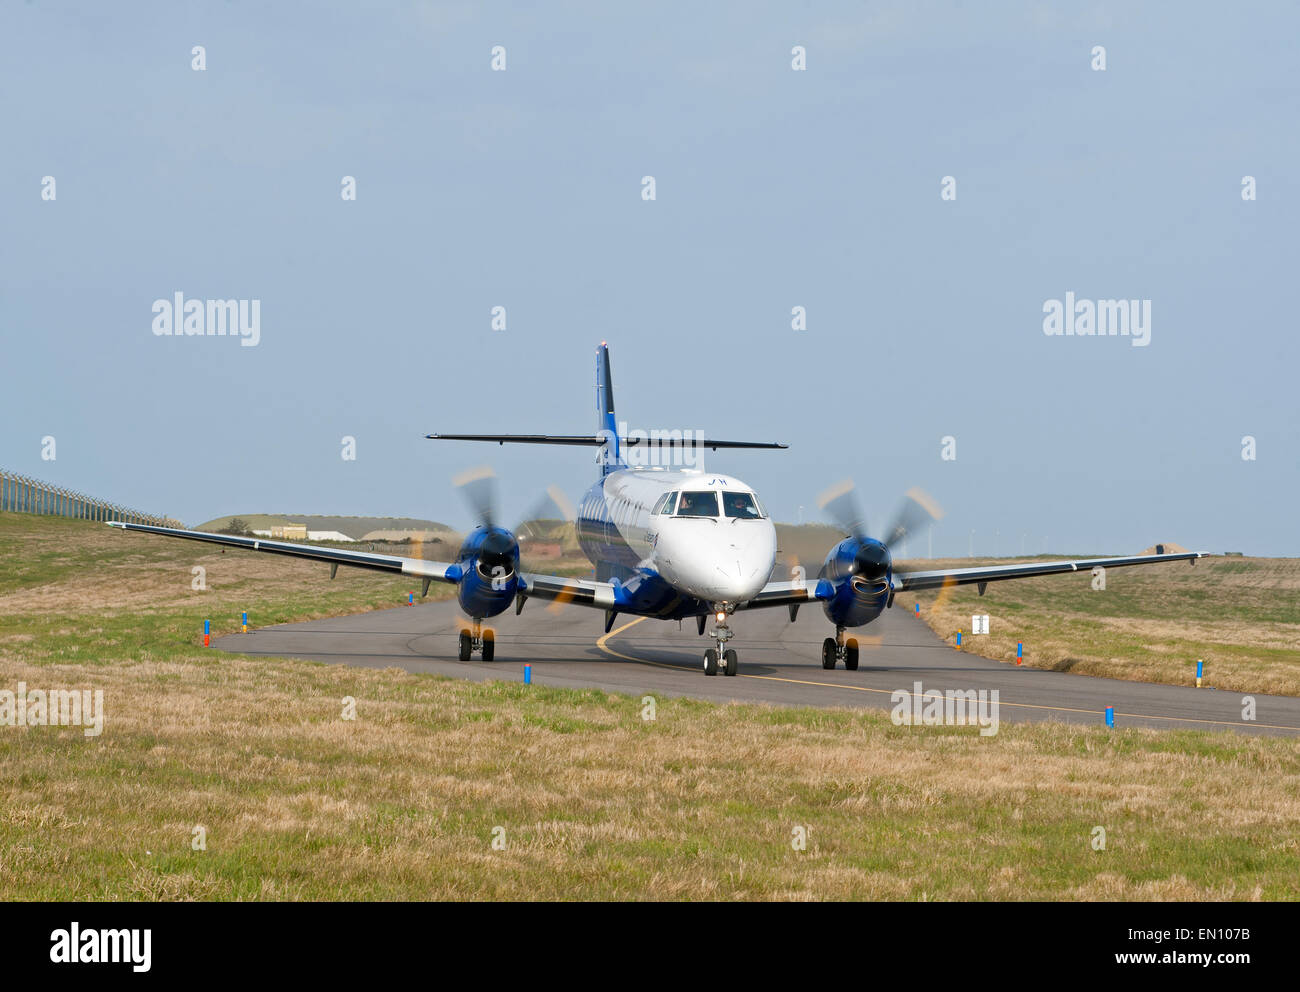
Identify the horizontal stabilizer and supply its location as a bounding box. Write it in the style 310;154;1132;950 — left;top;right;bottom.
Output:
427;433;786;450
427;434;605;446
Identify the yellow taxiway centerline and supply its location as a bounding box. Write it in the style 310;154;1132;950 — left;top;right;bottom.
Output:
594;616;1299;733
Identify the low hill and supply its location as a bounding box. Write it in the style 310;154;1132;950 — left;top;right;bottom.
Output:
774;523;847;570
195;514;454;540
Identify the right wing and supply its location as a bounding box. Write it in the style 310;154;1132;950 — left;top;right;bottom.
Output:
108;521;622;607
519;572;619;609
106;522;460;584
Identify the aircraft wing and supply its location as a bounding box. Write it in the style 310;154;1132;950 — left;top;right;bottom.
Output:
738;551;1206;611
892;550;1206;591
106;522;460;584
107;521;618;607
518;572;619;609
735;578;824;611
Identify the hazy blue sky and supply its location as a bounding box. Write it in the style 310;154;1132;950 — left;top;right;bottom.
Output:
3;1;1296;556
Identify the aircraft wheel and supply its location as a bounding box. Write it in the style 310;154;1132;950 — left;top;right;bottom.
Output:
845;638;859;671
703;648;719;676
821;637;837;670
457;631;473;661
723;649;739;676
481;629;495;661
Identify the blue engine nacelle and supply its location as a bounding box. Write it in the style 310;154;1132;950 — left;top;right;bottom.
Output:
455;526;521;619
818;536;892;628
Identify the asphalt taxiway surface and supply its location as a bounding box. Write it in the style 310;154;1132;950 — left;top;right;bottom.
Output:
214;599;1300;737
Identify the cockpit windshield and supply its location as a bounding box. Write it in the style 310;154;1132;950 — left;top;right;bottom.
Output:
676;491;719;517
722;491;763;519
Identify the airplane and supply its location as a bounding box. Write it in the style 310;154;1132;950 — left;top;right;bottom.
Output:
109;343;1204;676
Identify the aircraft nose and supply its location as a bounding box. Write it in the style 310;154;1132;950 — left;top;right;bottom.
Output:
658;519;776;603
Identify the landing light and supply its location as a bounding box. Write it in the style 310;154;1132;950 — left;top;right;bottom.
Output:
715;611;726;623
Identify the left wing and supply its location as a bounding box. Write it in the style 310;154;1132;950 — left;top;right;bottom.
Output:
739;550;1206;611
893;550;1205;591
735;578;826;611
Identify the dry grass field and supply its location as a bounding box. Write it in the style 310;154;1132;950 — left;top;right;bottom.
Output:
897;555;1300;697
774;526;1300;697
2;514;1299;900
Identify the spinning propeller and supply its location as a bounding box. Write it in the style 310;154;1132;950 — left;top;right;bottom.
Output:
818;480;944;578
452;466;578;610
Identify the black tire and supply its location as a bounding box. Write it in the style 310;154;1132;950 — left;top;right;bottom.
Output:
723;649;739;676
481;629;494;661
845;638;859;671
703;648;719;676
821;637;837;670
457;631;472;661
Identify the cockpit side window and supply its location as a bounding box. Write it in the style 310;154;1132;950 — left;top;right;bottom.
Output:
676;491;719;517
658;491;678;514
722;491;763;519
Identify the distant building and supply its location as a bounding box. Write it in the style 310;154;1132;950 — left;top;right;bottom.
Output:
271;524;308;540
307;530;355;542
360;529;455;543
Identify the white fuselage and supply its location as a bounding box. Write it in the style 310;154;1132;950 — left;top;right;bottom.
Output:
577;468;778;605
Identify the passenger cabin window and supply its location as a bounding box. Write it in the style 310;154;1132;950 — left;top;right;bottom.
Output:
722;491;763;519
657;492;678;514
676;491;719;517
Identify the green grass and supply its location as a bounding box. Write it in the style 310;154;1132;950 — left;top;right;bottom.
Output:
2;513;1299;900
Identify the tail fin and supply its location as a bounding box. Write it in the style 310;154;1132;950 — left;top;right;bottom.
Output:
426;343;787;473
595;342;621;476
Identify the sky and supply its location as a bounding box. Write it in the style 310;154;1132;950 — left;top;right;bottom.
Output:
2;1;1296;557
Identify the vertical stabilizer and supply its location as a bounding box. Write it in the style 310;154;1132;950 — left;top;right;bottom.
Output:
595;343;621;475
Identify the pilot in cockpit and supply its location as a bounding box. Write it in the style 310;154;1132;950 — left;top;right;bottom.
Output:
725;492;758;519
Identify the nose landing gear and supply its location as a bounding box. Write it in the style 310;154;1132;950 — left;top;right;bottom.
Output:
457;619;495;661
821;627;858;671
703;606;740;677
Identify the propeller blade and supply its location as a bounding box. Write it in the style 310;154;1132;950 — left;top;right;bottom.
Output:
517;484;576;540
818;478;868;540
881;487;943;552
453;465;497;530
512;483;580;615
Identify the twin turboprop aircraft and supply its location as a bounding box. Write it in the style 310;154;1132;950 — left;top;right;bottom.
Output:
110;344;1203;676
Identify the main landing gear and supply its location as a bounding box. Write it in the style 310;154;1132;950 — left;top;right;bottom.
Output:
703;606;740;677
821;627;859;671
458;619;495;661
